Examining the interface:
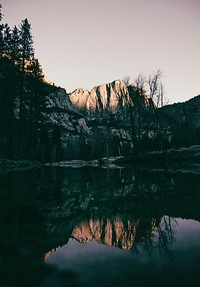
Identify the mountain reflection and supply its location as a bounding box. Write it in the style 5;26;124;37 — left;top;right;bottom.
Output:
0;166;200;287
72;217;139;249
41;166;200;260
72;215;161;250
44;213;178;260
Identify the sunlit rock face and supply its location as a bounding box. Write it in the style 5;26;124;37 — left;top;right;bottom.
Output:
71;221;93;243
69;80;130;111
72;217;139;250
69;88;90;110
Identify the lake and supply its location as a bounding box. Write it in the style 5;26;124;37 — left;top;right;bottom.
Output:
0;165;200;287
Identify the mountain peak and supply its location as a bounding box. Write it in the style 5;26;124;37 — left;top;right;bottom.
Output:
69;79;129;111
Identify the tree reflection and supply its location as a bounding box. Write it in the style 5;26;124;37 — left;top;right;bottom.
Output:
44;213;178;260
79;215;176;257
41;166;200;260
133;215;177;259
1;166;200;287
157;216;177;257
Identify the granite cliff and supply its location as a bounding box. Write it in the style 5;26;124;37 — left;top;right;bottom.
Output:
28;82;200;161
69;79;131;112
72;216;156;250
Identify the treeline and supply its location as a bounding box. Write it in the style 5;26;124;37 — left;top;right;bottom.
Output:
0;4;57;160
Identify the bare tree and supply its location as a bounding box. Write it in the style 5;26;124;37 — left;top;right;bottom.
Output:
143;70;164;147
123;75;131;86
135;73;146;91
147;69;163;101
123;70;166;153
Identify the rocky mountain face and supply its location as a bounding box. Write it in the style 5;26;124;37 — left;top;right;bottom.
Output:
68;80;133;112
39;80;136;161
37;86;91;161
72;216;156;250
39;81;200;161
67;79;200;134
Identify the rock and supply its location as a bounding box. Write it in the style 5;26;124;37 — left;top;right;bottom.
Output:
68;79;131;112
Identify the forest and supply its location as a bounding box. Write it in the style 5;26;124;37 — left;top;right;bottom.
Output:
0;5;60;160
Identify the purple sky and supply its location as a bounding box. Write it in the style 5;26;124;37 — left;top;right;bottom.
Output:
1;0;200;103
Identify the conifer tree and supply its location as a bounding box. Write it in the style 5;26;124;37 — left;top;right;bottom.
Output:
27;57;45;125
10;25;20;64
29;58;44;81
19;18;34;60
18;18;34;121
3;23;11;54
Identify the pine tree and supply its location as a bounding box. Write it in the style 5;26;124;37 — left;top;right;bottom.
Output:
3;23;12;55
29;58;44;81
10;25;20;64
19;18;34;60
18;18;34;121
14;18;35;157
0;5;15;155
27;58;45;134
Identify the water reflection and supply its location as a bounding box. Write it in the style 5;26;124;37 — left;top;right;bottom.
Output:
45;214;177;258
72;216;142;250
45;217;200;287
0;166;200;287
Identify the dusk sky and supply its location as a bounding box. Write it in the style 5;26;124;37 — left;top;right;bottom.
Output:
1;0;200;103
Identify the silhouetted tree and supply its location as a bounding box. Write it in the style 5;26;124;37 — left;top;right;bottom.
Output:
133;73;147;149
125;74;147;153
29;58;44;81
3;23;11;54
123;70;166;153
18;18;34;121
0;57;18;155
10;25;20;64
12;18;34;157
27;58;44;120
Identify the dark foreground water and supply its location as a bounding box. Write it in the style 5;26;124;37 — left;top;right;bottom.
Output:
0;165;200;287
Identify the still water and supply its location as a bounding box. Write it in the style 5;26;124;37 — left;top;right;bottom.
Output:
0;165;200;287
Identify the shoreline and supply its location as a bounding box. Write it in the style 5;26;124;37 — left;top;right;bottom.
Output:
1;145;200;174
